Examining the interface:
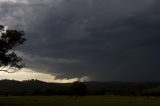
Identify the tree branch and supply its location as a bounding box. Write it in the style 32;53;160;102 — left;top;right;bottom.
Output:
0;69;15;73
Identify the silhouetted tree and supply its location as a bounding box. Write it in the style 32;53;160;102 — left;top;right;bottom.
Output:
0;25;26;73
70;81;87;96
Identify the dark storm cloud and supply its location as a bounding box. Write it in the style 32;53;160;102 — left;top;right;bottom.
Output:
1;0;160;81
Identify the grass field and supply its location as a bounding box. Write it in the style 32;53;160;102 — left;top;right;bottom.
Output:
0;96;160;106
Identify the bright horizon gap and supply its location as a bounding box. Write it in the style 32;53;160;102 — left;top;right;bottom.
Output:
0;68;80;83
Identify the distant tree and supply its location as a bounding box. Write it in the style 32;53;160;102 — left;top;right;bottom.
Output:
0;25;26;73
70;81;87;96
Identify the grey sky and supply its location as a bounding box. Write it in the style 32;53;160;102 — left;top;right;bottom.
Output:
0;0;160;81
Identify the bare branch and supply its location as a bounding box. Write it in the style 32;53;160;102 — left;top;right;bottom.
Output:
6;66;12;71
0;66;19;73
0;66;5;70
0;69;15;73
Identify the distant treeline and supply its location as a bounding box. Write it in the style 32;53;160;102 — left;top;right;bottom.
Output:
0;79;160;96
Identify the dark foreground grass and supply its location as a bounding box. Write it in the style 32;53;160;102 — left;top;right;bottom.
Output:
0;96;159;106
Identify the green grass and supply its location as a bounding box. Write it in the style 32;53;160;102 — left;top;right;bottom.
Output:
0;96;159;106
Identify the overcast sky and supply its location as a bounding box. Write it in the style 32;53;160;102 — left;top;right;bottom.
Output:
0;0;160;82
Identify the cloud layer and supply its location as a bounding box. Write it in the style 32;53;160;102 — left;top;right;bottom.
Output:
0;0;160;81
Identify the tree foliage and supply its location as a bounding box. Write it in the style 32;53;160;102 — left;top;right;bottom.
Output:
70;81;87;96
0;25;26;73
